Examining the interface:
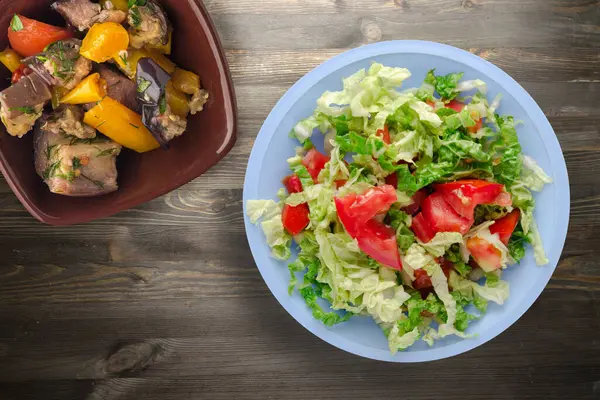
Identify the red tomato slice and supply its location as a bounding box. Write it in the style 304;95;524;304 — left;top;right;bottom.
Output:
402;189;429;216
466;236;502;272
11;64;31;84
385;172;398;189
411;213;437;243
356;219;402;270
421;192;473;235
282;174;303;194
436;257;455;278
412;258;453;290
426;100;436;108
490;209;521;245
468;118;483;134
335;193;358;236
282;203;310;236
446;100;465;112
434;180;505;219
8;15;73;57
334;179;347;189
376;125;391;144
335;185;397;237
492;191;512;207
413;268;432;289
302;148;330;183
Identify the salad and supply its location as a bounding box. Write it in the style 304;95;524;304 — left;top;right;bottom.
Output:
247;63;552;353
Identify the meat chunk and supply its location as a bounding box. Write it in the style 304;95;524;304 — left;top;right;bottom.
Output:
0;103;44;138
155;104;187;142
0;70;52;137
96;65;138;111
128;0;171;49
0;72;52;113
52;0;101;31
189;89;209;115
30;39;92;90
52;0;126;31
34;115;121;197
41;105;96;139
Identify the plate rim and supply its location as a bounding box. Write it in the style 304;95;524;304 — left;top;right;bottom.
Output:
243;40;570;362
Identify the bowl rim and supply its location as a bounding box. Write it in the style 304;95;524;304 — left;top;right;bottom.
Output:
0;0;238;226
243;40;570;362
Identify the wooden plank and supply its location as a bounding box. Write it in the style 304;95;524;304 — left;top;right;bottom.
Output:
208;10;599;50
226;48;600;84
0;290;597;380
204;0;599;18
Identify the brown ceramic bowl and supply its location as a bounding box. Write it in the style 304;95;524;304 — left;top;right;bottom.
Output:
0;0;236;225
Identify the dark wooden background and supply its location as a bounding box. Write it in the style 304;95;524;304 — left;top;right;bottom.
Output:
1;0;599;399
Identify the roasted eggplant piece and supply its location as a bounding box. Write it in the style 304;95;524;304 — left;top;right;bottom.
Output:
25;39;92;91
0;69;53;137
52;0;126;32
34;114;121;196
95;64;138;111
136;57;186;146
128;0;171;49
42;104;96;139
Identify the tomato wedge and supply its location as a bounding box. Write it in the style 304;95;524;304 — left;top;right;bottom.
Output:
413;258;453;290
302;148;330;183
335;185;397;237
11;64;32;84
282;174;303;194
490;209;521;245
446;100;465;112
402;189;429;216
434;180;505;219
384;172;398;189
421;192;473;235
8;15;73;57
492;191;512;207
356;219;402;270
411;213;436;243
413;268;432;289
466;236;502;272
468;118;483;134
376;125;391;144
282;203;310;236
335;179;347;189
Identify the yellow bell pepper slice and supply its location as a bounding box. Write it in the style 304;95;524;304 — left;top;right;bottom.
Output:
166;80;190;117
99;0;129;12
171;68;202;95
114;48;176;79
80;22;129;63
61;73;107;104
145;32;172;55
83;97;160;153
0;47;22;72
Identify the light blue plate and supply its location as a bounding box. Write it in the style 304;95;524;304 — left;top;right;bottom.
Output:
243;41;570;362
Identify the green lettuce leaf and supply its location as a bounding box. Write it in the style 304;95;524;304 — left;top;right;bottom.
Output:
521;155;552;192
300;286;353;326
420;232;464;257
246;200;292;260
388;209;415;251
431;71;464;100
315;231;412;323
449;271;510;305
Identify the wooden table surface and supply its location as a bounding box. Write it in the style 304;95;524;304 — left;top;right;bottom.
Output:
1;1;599;399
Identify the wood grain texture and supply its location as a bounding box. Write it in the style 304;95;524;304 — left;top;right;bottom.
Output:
1;0;600;399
